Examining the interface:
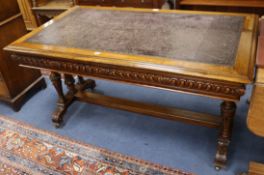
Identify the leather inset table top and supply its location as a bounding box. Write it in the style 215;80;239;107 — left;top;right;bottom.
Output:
26;8;244;65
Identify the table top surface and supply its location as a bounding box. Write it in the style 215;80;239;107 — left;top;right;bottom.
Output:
27;7;243;66
5;6;258;84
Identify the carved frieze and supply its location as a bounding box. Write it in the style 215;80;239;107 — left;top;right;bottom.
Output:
11;54;245;100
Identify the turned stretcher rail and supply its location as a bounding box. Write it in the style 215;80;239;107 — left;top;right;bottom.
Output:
76;91;222;128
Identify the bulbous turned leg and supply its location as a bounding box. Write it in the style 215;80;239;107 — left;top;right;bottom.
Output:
50;73;96;128
64;74;77;95
49;72;66;127
215;101;236;170
76;76;96;91
78;76;84;84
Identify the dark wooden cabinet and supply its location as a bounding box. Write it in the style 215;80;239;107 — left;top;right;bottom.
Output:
30;0;75;24
0;0;46;111
24;0;166;29
177;0;264;15
17;0;38;30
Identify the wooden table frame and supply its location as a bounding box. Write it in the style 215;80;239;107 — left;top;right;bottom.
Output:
5;6;258;170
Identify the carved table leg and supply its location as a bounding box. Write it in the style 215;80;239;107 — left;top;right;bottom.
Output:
50;72;66;127
215;101;236;170
78;76;84;84
64;74;77;95
76;76;96;91
50;73;77;128
50;73;97;128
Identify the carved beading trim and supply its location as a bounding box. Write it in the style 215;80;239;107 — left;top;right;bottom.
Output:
11;54;245;100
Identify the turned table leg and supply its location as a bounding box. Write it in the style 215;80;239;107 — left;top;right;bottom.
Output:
76;76;96;91
215;101;236;170
64;74;77;95
77;76;84;84
50;72;66;127
49;73;97;128
49;72;76;128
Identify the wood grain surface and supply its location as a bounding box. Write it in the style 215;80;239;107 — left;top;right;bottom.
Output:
249;162;264;175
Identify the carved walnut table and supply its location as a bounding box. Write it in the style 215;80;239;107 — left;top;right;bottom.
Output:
4;6;258;170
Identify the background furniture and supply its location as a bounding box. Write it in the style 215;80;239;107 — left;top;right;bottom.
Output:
177;0;264;15
24;0;166;28
0;0;46;111
17;0;38;30
31;0;75;24
76;0;165;8
247;17;264;175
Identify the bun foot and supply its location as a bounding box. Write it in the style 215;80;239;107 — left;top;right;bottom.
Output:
215;166;221;171
52;106;65;128
53;122;61;128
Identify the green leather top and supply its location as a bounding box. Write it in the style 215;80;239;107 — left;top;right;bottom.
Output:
27;8;244;65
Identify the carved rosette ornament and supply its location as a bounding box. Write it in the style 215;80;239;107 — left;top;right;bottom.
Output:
11;54;245;100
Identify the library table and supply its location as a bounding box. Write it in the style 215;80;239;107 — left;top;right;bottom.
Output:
4;6;258;170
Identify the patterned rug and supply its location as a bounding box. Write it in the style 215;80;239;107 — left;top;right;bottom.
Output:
0;115;193;175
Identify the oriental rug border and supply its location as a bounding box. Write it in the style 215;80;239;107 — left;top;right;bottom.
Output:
0;115;193;175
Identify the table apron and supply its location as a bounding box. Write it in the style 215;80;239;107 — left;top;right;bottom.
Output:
11;54;246;101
